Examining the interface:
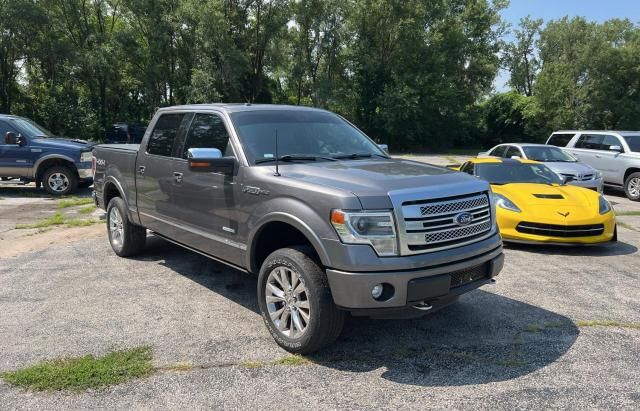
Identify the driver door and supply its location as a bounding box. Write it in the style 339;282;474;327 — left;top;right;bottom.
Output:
0;120;30;177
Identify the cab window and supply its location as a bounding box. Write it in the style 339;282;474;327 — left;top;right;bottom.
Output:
547;133;575;147
146;113;187;157
575;134;603;150
490;145;507;157
505;146;522;158
182;113;235;159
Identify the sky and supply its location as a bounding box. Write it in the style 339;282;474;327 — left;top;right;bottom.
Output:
494;0;640;91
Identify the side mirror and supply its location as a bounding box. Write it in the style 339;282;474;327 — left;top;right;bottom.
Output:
187;148;235;175
378;144;389;154
609;145;622;152
510;155;521;159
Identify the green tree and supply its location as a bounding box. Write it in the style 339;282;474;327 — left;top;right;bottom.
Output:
503;16;542;96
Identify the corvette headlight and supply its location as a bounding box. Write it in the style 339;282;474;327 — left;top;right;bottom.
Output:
331;210;397;256
494;193;521;213
598;195;611;214
80;151;93;162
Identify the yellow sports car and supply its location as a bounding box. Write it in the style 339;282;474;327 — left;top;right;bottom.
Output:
453;157;616;244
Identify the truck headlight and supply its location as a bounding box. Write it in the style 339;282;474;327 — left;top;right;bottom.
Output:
330;210;398;256
599;195;611;214
80;151;93;162
493;193;521;213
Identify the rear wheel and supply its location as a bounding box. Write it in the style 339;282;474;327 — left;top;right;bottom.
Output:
624;172;640;201
106;197;146;257
257;247;345;354
42;166;77;196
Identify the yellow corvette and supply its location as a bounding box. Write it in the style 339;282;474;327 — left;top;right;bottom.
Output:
452;157;616;244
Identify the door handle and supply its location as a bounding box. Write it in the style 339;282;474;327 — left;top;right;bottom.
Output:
138;166;146;175
173;172;183;183
595;154;602;158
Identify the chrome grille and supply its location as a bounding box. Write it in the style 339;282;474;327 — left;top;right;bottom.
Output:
560;173;595;181
400;192;493;253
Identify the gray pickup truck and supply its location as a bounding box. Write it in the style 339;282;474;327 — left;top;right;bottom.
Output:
93;104;504;353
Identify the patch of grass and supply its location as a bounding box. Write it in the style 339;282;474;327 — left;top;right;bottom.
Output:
66;218;100;227
576;320;640;329
273;355;310;366
241;361;264;369
617;221;637;232
0;346;153;391
78;205;97;214
15;212;65;229
525;321;563;333
616;211;640;216
166;362;193;372
57;197;94;209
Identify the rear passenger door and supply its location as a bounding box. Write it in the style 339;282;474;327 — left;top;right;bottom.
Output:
136;112;190;234
590;134;624;183
570;134;602;169
169;112;244;265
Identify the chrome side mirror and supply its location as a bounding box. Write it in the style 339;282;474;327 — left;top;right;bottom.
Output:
187;148;235;175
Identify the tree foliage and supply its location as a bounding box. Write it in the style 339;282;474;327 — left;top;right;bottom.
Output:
1;2;639;151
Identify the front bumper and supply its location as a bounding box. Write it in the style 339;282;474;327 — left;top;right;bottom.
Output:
569;177;603;193
326;244;503;310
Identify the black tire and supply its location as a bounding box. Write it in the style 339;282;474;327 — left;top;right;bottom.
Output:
106;197;146;257
42;166;78;196
624;172;640;201
257;247;345;354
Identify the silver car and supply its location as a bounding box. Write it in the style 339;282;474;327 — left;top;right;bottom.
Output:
479;143;603;192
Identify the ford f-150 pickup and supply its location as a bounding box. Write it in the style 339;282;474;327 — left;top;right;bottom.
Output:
0;114;93;195
92;104;504;353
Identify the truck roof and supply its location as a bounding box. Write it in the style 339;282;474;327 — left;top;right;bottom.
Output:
156;103;329;114
554;130;640;136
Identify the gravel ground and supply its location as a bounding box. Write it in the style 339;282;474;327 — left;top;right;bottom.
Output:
1;157;639;409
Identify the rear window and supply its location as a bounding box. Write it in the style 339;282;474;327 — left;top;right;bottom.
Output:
547;133;575;147
623;135;640;153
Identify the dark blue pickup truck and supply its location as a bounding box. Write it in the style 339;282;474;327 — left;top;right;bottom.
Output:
0;114;94;195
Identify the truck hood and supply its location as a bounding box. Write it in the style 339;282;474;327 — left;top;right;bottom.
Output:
279;159;489;209
32;137;94;151
542;161;597;177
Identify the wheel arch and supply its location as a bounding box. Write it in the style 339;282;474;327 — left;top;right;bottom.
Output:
247;213;331;274
34;155;78;182
624;167;640;182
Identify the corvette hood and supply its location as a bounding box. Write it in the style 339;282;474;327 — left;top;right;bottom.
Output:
491;183;597;207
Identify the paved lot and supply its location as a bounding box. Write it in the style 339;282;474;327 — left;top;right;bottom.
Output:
1;159;640;409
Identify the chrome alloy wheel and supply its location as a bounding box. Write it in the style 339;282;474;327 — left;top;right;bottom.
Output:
109;207;124;248
629;177;640;198
265;266;311;338
47;172;69;193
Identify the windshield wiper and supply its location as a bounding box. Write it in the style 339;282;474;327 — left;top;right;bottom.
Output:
331;152;387;160
255;154;337;164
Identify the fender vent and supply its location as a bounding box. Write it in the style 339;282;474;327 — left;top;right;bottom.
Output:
533;194;564;199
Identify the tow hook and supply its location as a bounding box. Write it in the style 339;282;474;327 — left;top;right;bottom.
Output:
412;301;433;311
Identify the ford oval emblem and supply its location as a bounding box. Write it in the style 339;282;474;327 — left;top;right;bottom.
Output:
454;212;473;226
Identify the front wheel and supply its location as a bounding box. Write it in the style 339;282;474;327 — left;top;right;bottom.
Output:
42;166;78;196
257;247;345;354
106;197;146;257
624;172;640;201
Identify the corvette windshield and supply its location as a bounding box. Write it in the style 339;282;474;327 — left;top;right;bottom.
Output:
522;146;576;162
230;110;387;164
476;162;563;185
622;135;640;152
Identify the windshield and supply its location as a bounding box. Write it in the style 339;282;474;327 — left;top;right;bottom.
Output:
10;118;54;138
623;135;640;153
522;146;576;162
229;110;387;164
476;162;563;185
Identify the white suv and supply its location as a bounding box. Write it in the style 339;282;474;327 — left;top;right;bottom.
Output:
546;130;640;201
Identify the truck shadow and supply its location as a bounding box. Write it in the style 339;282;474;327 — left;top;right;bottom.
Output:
141;235;579;387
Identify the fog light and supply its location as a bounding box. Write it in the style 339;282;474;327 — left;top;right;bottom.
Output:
371;284;383;299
